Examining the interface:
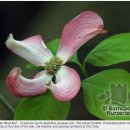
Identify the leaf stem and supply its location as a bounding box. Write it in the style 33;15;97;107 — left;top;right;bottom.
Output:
78;62;88;78
0;94;14;116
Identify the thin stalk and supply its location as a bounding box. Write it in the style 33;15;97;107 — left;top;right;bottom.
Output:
0;94;14;116
78;62;88;78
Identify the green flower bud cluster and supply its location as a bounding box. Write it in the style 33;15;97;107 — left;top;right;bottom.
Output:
45;57;63;75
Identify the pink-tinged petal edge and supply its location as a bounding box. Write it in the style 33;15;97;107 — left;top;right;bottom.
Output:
5;34;53;66
6;67;53;98
50;65;81;101
57;11;107;63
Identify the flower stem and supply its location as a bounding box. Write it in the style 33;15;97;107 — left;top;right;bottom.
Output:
0;94;14;116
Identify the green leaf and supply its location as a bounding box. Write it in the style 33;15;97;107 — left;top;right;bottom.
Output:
47;39;60;56
47;39;79;65
26;63;44;70
26;63;36;69
128;92;130;103
84;33;130;66
82;69;130;120
14;92;70;120
69;53;79;64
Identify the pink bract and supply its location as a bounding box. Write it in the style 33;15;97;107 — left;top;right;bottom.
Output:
57;11;107;63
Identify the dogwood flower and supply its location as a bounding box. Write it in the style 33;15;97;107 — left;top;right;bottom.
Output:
5;11;106;101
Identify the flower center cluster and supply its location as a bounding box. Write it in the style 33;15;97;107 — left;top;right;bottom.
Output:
45;57;63;75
